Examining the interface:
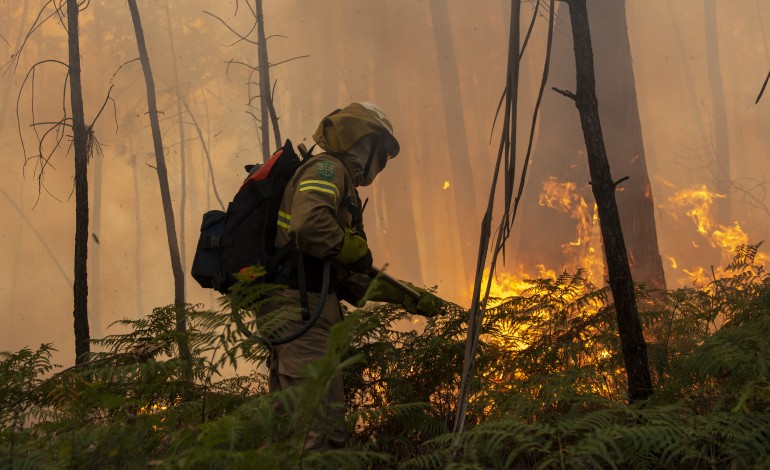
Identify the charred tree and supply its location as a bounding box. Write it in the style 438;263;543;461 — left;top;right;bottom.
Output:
127;0;190;364
559;0;652;401
518;1;665;290
255;0;281;160
67;0;91;364
207;0;285;162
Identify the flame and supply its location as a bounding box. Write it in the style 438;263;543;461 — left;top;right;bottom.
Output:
539;177;579;213
443;180;450;190
682;267;710;286
471;266;555;303
539;177;606;285
712;222;748;252
667;184;768;286
138;402;170;431
669;184;725;236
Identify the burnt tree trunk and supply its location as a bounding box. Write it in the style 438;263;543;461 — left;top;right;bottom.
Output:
517;1;665;291
127;0;189;364
563;0;653;401
67;0;91;364
255;0;280;160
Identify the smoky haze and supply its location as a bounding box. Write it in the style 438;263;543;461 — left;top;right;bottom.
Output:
1;0;769;366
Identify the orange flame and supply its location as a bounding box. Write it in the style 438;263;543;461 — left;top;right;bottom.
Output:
668;184;767;286
669;184;725;236
539;177;606;285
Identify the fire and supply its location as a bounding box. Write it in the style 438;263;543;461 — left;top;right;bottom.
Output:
667;184;768;286
712;222;749;252
539;177;606;285
669;184;725;236
475;265;557;304
443;180;450;190
138;402;170;431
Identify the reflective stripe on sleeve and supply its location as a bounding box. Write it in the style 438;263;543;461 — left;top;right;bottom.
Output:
277;210;291;229
298;179;339;201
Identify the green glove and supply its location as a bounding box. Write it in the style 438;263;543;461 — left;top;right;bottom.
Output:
401;283;445;317
333;228;368;264
365;275;407;304
365;277;445;317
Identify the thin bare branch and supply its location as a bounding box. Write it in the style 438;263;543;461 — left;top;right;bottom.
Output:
90;84;116;129
269;55;310;68
756;69;770;104
552;86;576;100
202;10;259;45
15;60;68;164
1;0;58;75
180;98;225;210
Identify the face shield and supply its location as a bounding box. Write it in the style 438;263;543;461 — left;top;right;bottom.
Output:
360;135;398;186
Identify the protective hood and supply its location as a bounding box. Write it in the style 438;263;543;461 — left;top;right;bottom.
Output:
313;102;399;156
312;102;400;186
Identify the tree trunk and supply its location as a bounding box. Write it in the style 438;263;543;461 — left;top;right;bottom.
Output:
564;0;652;401
127;0;189;364
454;0;523;443
67;0;90;364
130;149;145;317
368;1;425;288
164;0;189;289
427;0;478;279
255;0;275;160
89;137;103;338
593;0;666;290
704;0;732;223
517;1;666;291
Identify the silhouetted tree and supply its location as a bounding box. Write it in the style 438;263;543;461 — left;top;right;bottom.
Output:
558;0;653;401
255;0;280;159
67;0;91;364
518;0;666;290
126;0;189;365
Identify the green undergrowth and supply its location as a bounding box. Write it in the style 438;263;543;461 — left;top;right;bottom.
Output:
2;244;770;469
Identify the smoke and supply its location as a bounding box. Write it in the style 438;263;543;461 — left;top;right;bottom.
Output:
0;0;769;366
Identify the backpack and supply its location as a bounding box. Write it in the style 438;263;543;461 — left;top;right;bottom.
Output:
191;140;305;294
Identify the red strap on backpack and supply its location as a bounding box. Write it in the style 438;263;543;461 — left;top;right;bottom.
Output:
239;149;284;190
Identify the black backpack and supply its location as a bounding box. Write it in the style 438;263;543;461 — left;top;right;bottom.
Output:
191;140;304;294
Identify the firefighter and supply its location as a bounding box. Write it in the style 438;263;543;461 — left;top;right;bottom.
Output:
264;102;443;450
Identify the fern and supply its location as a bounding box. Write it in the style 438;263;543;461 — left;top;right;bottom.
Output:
4;247;770;468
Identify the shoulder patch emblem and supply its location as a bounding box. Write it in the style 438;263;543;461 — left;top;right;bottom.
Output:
316;161;336;181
